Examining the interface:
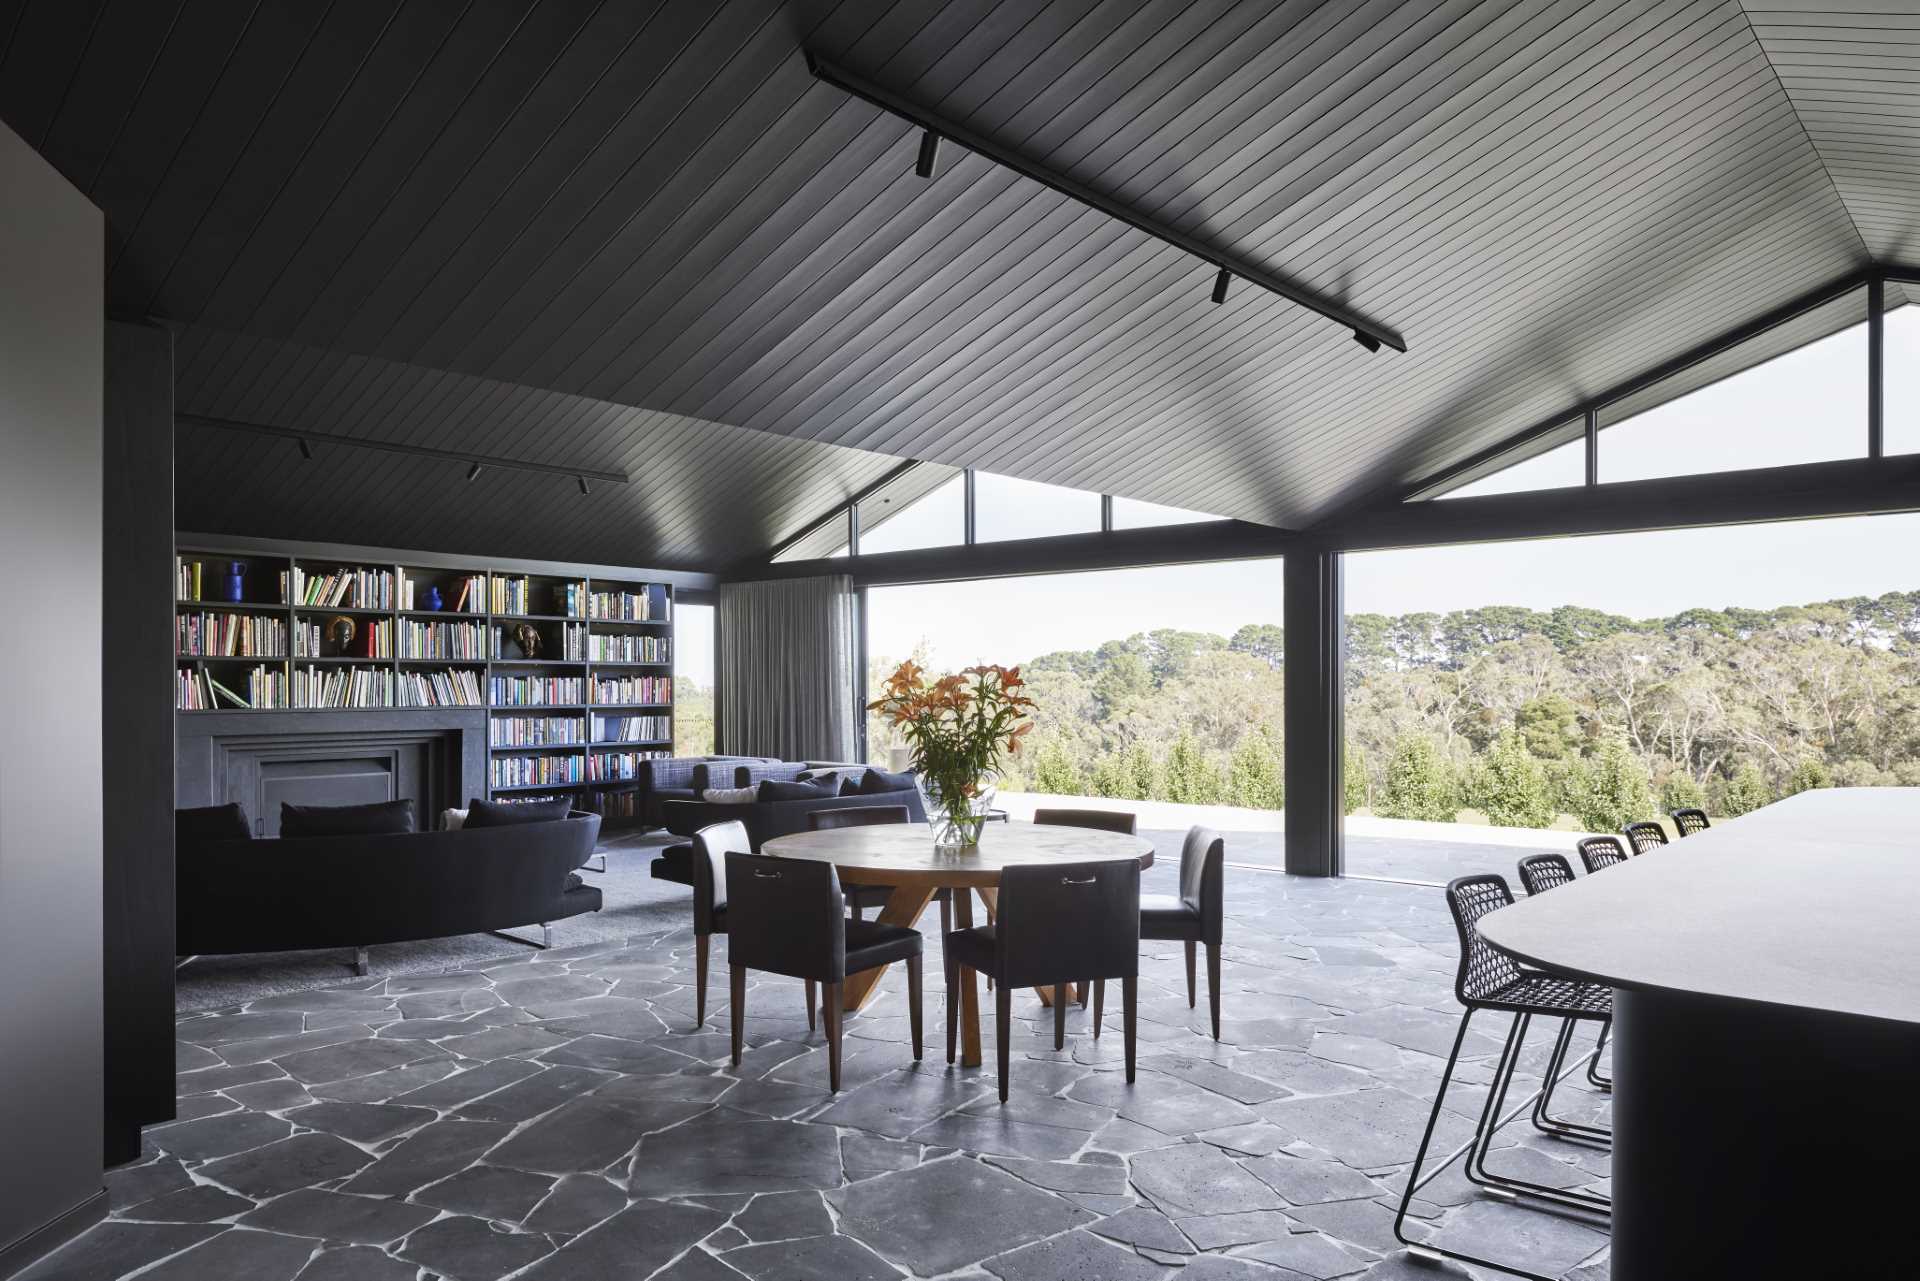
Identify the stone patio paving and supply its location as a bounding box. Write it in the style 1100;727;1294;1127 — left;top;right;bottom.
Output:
31;846;1612;1281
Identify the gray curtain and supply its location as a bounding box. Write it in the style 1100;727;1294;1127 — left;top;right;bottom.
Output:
717;575;858;762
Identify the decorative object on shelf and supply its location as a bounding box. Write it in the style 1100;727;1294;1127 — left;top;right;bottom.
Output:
869;660;1034;850
223;560;247;602
326;615;356;656
423;584;443;611
513;623;542;659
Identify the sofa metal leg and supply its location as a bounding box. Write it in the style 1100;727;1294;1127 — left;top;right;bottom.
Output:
488;927;550;951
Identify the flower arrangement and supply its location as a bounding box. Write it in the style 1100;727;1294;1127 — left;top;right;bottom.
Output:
868;660;1036;848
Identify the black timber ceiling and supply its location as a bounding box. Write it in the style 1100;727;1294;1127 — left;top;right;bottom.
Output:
1;0;1908;567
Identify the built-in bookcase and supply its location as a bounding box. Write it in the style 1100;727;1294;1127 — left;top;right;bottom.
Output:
175;546;676;824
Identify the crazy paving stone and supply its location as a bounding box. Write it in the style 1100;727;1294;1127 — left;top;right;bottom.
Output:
521;1173;629;1235
982;1228;1176;1281
827;1157;1092;1276
516;1198;728;1279
628;1117;843;1195
412;1165;556;1222
238;1188;438;1245
292;1246;424;1281
194;1133;373;1200
395;1215;555;1280
337;1118;513;1196
14;1222;222;1281
724;1234;903;1281
134;1229;316;1281
1128;1142;1286;1218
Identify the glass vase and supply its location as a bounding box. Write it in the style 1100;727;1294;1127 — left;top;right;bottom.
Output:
920;775;996;850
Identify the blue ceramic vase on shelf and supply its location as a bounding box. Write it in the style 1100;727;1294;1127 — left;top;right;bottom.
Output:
223;561;246;603
423;585;444;611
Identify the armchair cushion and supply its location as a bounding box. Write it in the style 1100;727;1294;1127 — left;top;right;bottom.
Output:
464;796;571;828
858;768;917;796
757;779;837;803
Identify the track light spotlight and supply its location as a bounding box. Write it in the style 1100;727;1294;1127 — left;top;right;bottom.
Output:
914;129;941;179
577;476;591;496
1211;267;1231;305
1352;329;1382;353
298;438;314;460
466;463;483;482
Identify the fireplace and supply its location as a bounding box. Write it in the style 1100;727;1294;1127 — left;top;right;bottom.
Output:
176;711;488;835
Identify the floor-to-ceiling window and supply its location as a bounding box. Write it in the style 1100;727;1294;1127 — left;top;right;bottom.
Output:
674;600;715;757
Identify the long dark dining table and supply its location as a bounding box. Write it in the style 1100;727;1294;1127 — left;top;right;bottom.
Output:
1479;787;1920;1279
759;821;1154;1068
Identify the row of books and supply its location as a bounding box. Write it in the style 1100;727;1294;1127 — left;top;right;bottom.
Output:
295;617;394;658
586;586;669;621
491;576;583;617
584;789;642;818
398;570;487;613
591;714;670;743
294;666;395;709
176;664;287;709
491;716;588;747
287;565;395;610
487;675;586;706
588;749;670;781
175;557;214;603
490;754;585;788
177;612;286;658
591;675;672;705
399;619;486;660
395;668;484;707
590;634;670;663
491;623;588;661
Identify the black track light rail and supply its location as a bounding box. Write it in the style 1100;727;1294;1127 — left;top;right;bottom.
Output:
178;413;630;486
805;52;1407;355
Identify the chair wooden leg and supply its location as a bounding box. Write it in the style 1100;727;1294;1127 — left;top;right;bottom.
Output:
729;964;746;1066
940;890;951;937
805;979;817;1032
849;898;863;924
946;958;961;1065
995;985;1012;1102
906;953;924;1061
1092;979;1105;1039
1054;983;1067;1050
1123;975;1138;1083
824;981;843;1092
695;932;710;1029
1183;939;1197;1008
1207;942;1222;1041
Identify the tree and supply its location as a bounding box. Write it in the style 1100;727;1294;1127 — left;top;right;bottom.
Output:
1380;735;1455;822
1546;757;1591;821
1123;741;1159;802
1782;758;1832;796
1469;731;1553;829
1089;752;1135;800
1093;651;1153;718
1715;764;1772;817
1226;729;1283;810
1161;732;1223;805
1344;744;1370;814
1574;736;1653;832
1030;739;1082;796
1659;770;1707;813
1229;623;1285;670
1516;694;1582;760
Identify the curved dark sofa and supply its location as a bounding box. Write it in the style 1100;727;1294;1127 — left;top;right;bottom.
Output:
650;788;925;885
178;812;602;957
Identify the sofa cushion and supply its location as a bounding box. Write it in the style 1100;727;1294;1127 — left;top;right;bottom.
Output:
701;785;758;804
465;796;572;828
177;803;252;842
840;776;863;797
859;768;917;796
758;778;837;803
280;799;415;839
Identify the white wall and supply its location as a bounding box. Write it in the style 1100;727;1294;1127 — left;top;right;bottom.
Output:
0;119;104;1265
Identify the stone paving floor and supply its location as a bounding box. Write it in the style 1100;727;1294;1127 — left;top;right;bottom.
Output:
30;861;1613;1281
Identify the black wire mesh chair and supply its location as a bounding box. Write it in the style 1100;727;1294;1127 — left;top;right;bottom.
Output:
1394;875;1611;1281
1577;834;1630;873
1516;854;1611;1095
1622;820;1669;855
1670;807;1710;837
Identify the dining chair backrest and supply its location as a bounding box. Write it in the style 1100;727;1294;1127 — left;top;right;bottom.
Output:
994;858;1139;989
807;805;911;831
692;820;750;932
1178;826;1227;945
1577;835;1629;873
1622;821;1669;856
724;851;848;980
1517;852;1576;896
1445;874;1525;1006
1032;807;1138;835
1670;808;1710;837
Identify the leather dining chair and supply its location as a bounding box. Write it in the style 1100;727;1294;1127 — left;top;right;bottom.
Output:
945;858;1139;1101
1131;825;1226;1039
725;851;924;1092
807;806;947;931
1032;807;1138;835
691;819;748;1030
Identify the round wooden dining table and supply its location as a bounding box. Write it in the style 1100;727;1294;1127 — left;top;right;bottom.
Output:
760;821;1154;1067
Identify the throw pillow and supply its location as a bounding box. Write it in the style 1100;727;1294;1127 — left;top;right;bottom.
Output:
175;803;252;842
279;799;416;839
441;808;469;831
701;785;758;805
464;797;572;828
858;767;917;796
758;779;837;803
839;776;863;797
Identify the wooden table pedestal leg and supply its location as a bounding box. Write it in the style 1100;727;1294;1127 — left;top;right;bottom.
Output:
977;886;1079;1007
954;886;982;1067
838;885;935;1013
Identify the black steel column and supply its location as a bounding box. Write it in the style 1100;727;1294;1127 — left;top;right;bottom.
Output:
1283;548;1344;877
1868;275;1885;459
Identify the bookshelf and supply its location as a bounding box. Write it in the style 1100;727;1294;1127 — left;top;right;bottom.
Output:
175;547;676;826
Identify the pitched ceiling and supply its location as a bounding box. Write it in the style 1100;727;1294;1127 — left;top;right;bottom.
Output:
1;0;1905;567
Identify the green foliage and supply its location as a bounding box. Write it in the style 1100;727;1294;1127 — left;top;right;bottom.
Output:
1716;764;1772;817
1030;739;1083;795
1546;757;1591;820
1229;623;1285;670
1574;737;1654;832
1343;744;1370;815
1093;651;1153;718
1226;729;1284;810
1468;731;1553;829
1124;741;1159;801
1161;732;1223;805
1659;770;1707;813
1516;695;1582;760
1783;758;1833;796
1380;735;1456;822
1089;752;1135;800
